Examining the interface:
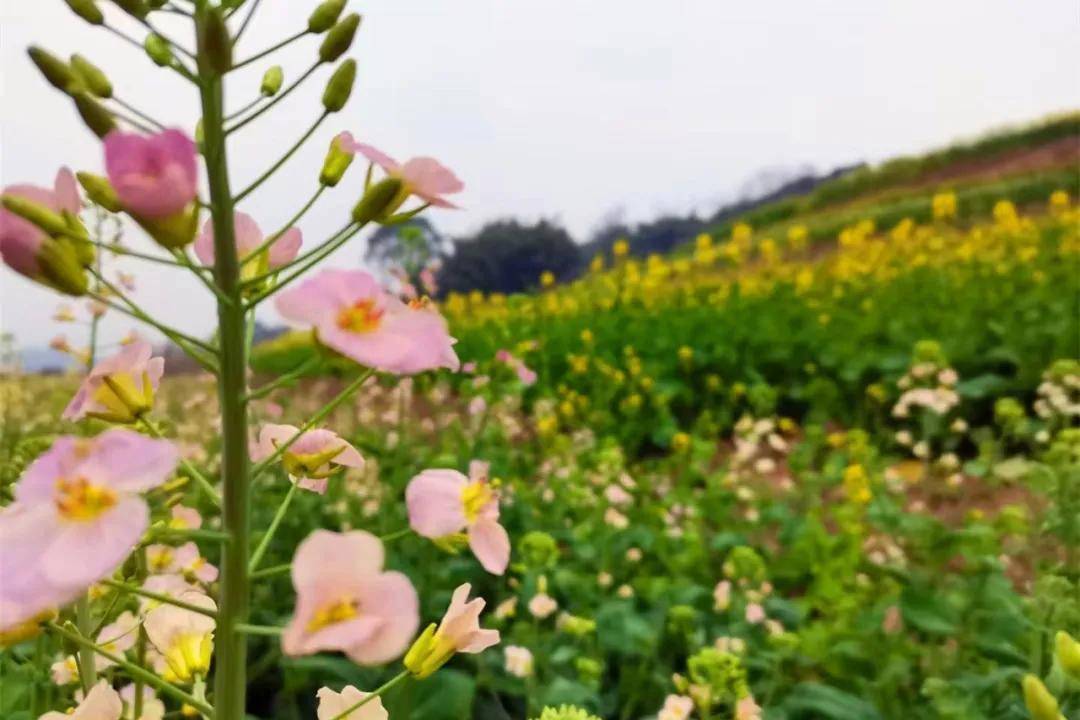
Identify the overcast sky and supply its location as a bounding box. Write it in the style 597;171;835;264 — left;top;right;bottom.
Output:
2;0;1078;352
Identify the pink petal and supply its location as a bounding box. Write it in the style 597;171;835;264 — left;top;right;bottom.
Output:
53;168;81;214
41;497;149;590
405;469;468;538
346;142;401;173
83;428;179;493
290;530;385;596
468;519;510;575
344;571;419;665
267;227;303;268
400;157;463;207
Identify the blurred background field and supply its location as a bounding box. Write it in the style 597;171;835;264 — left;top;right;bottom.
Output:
3;106;1079;719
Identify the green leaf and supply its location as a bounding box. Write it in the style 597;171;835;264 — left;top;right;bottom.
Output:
782;682;884;720
900;587;958;636
409;669;477;720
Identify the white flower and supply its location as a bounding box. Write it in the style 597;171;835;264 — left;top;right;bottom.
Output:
504;645;534;678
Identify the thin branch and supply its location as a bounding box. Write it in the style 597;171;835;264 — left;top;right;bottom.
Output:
246;354;321;401
231;0;262;38
241;185;326;269
140;419;222;506
234;111;329;203
232;28;309;70
106;105;156;133
226;60;321;134
328;671;410;720
111;96;168;130
225;93;267;122
250;562;291;579
248;480;298;573
92;240;186;268
245;221;367;307
140;19;196;61
169;247;235;306
100;579;219;619
235;623;283;636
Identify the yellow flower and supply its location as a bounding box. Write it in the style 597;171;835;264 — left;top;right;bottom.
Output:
540;271;556;288
842;464;872;505
786;225;808;251
671;432;691;453
931;191;957;221
612;239;629;258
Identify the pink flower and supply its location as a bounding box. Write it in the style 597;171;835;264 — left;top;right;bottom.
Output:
144;591;216;683
6;429;177;594
193;211;302;276
0;505;81;635
404;583;500;678
745;603;766;624
95;610;139;670
146;542;218;584
405;463;510;575
282;530;419;665
735;695;764;720
0;167;80;279
104;129;198;218
495;349;537;386
169;505;202;530
316;686;388;720
40;680;122;720
119;684;165;720
63;341;164;423
338;134;463;208
275;269;459;375
253;423;364;494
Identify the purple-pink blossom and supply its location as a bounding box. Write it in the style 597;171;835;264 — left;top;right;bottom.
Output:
63;341;164;423
104;129;198;218
282;530;419;665
337;134;463;208
193;211;302;274
0;168;80;280
275;269;459;375
405;461;510;575
253;423;364;494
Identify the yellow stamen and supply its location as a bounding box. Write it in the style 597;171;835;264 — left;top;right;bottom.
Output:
54;477;117;521
461;481;494;524
306;598;359;633
336;299;383;334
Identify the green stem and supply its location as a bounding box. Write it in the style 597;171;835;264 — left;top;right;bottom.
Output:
197;16;253;717
248;480;299;573
240;185;326;269
134;550;148;720
75;596;97;694
250;369;375;479
380;528;411;543
231;0;265;42
88;291;218;372
250;562;292;579
113;95;168;130
140;419;222;506
328;671;411;720
245;354;320;401
100;579;219;618
232;28;309;70
91;239;187;268
225;93;266;122
234;111;329;202
46;622;214;717
241;220;352;290
235;623;283;636
226;60;321;134
171;247;236;305
147;527;231;543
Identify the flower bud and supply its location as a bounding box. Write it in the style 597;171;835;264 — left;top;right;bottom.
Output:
135;206;200;250
318;13;361;63
321;59;356;112
70;54;113;98
1;195;70;238
319;134;355;187
351;177;402;225
76;172;123;213
73;91;117;138
28;47;77;93
38;239;91;296
1056;631;1080;681
111;0;149;19
403;624;451;679
144;34;174;67
197;6;232;74
260;65;284;96
1022;675;1063;720
308;0;347;33
64;0;104;25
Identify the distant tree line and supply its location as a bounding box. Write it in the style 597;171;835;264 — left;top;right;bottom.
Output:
364;163;864;297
